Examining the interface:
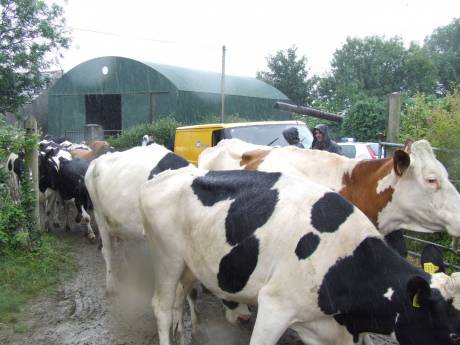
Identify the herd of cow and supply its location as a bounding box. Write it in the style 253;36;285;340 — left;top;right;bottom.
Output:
5;135;460;345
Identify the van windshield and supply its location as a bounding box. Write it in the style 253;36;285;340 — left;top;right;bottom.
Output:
224;124;313;147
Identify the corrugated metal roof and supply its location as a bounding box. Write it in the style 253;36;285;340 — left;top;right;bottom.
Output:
142;62;288;100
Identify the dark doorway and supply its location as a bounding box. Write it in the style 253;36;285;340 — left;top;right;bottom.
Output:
85;94;121;131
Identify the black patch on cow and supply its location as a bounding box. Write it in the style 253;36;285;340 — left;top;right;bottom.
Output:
7;160;12;171
311;192;354;233
148;152;189;180
193;171;280;293
218;236;259;293
318;237;432;339
384;230;407;257
192;170;280;245
13;157;25;181
222;299;239;309
295;232;320;260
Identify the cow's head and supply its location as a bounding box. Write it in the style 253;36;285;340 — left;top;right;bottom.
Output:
381;140;460;237
91;141;114;154
395;273;460;345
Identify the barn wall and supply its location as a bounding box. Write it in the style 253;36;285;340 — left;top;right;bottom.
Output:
48;95;85;136
175;91;289;124
121;94;150;128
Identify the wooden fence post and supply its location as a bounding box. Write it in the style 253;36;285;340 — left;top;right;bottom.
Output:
24;116;40;229
386;92;401;156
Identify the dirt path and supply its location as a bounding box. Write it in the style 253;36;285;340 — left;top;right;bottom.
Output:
0;228;395;345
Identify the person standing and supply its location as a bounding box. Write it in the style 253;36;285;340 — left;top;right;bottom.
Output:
310;124;342;154
282;127;304;148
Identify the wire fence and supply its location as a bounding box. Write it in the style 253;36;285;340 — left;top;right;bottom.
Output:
378;141;460;269
64;129;122;143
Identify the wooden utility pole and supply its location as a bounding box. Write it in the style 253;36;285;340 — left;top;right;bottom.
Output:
220;45;226;123
24;116;40;229
386;92;401;156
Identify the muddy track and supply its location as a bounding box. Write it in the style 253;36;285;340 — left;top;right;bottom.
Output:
0;227;395;345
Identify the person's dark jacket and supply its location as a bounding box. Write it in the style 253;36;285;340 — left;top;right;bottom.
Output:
310;124;342;154
282;127;304;148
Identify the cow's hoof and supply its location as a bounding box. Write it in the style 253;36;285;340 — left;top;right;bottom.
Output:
65;226;71;232
53;222;60;228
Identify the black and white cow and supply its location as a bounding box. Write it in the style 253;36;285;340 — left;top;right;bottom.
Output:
6;151;25;201
39;143;95;239
421;244;446;274
140;166;460;345
85;144;191;294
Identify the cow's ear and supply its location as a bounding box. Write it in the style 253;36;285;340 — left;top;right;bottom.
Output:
407;275;431;309
393;150;410;177
403;138;414;153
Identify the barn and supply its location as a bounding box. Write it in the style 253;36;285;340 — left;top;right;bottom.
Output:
47;56;289;139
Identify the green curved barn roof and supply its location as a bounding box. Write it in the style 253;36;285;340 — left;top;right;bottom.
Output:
142;61;288;99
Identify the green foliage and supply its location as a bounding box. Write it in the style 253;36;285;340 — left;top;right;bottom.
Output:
425;18;460;93
257;46;314;104
401;90;460;182
341;97;386;141
0;233;77;324
0;116;39;254
0;0;71;114
108;116;182;151
330;36;407;108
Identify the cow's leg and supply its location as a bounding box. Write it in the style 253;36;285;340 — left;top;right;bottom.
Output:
81;207;96;241
249;293;293;345
63;199;72;232
151;256;185;345
44;189;58;229
75;196;95;241
94;211;117;294
171;267;197;345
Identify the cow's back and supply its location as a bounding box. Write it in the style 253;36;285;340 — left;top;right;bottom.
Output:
199;139;272;170
141;168;380;305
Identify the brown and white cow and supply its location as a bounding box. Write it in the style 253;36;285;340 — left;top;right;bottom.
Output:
198;139;460;239
71;140;112;161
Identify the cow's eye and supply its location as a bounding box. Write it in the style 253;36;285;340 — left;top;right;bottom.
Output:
426;177;439;188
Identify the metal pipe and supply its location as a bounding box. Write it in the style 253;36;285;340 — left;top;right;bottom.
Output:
274;101;343;123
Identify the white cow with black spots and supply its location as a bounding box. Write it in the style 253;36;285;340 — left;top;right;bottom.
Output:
85;143;191;294
140;166;460;345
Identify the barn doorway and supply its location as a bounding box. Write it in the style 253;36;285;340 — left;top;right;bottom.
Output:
85;94;121;133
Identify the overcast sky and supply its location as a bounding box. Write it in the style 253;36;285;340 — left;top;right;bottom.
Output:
52;0;460;77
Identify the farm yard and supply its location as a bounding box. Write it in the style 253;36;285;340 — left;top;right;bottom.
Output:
3;2;460;344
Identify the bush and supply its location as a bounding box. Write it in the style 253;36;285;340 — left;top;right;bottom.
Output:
0;116;40;255
341;97;386;141
401;90;460;182
108;116;182;151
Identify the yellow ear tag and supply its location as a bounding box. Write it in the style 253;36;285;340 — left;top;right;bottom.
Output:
423;262;439;274
412;291;421;308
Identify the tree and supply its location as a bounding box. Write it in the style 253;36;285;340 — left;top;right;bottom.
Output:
425;18;460;93
0;0;70;115
256;46;313;104
403;43;438;95
330;36;407;109
340;97;386;141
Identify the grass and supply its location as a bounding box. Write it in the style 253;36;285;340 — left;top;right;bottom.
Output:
0;233;78;325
